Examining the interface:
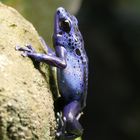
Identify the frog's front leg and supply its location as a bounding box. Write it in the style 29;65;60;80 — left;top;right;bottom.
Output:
57;100;83;139
16;44;67;69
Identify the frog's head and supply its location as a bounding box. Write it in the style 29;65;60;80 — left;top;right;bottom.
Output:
53;7;83;50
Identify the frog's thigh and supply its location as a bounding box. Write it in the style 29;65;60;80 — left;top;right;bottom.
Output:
63;100;83;134
63;100;81;118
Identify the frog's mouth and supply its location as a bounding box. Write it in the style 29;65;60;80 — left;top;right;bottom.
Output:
53;7;65;46
54;7;65;35
54;11;59;35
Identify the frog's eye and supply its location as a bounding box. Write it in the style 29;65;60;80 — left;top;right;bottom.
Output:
59;19;71;33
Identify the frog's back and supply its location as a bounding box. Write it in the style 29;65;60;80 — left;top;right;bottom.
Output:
57;45;88;107
54;7;88;107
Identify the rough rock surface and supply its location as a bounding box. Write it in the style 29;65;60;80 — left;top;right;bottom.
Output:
0;2;56;140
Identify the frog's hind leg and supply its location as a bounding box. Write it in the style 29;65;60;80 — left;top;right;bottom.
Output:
60;100;83;139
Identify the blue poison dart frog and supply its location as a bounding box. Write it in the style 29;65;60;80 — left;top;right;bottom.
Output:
16;7;88;139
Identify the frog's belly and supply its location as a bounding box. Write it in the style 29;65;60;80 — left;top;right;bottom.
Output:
57;60;84;101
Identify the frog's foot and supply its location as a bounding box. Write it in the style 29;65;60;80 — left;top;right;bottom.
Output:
56;113;77;140
15;44;36;57
56;112;66;139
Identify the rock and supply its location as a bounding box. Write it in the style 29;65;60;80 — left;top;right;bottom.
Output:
0;2;56;140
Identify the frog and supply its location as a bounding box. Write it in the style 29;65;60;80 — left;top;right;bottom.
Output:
16;7;88;139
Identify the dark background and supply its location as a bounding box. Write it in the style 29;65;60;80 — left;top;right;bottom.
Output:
78;0;140;140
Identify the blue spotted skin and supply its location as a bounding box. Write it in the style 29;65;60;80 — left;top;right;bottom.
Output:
54;7;88;106
16;7;88;139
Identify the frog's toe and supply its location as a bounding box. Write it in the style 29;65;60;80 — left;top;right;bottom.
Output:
15;45;35;57
16;45;31;53
21;52;28;57
25;44;36;53
15;45;24;51
56;112;63;126
56;112;67;137
56;131;62;137
57;112;66;127
56;131;66;140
